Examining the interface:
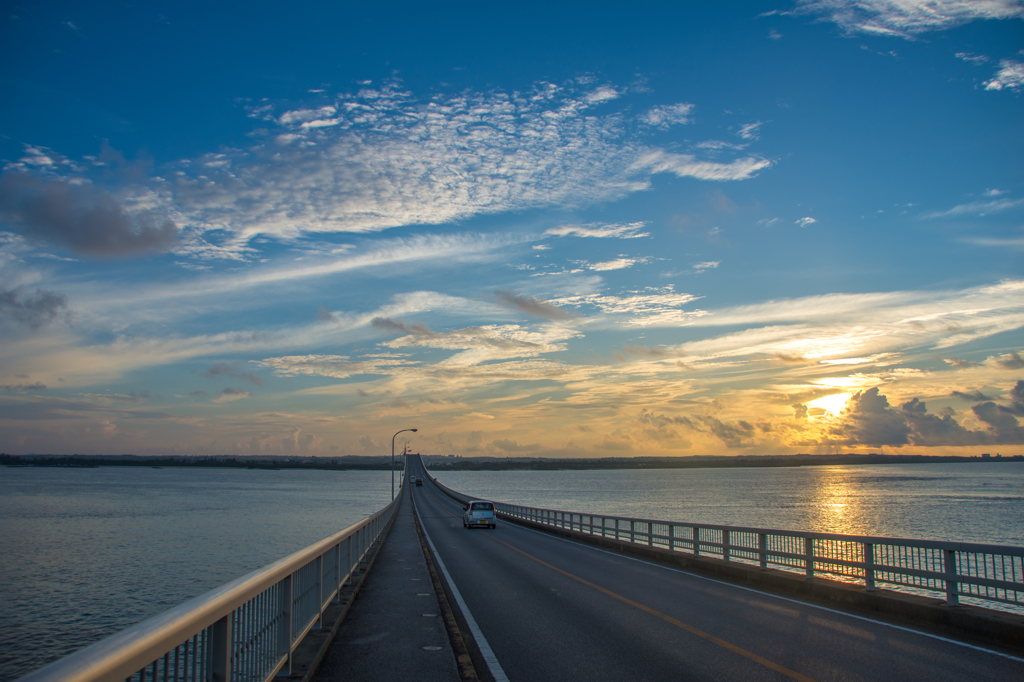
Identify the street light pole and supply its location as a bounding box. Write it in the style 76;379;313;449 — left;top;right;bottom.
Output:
391;428;417;499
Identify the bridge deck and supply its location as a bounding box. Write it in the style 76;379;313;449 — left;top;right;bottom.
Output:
408;458;1024;682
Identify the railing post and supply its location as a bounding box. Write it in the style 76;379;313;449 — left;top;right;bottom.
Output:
758;533;767;570
693;527;700;556
344;536;353;585
945;549;960;605
630;520;635;544
864;542;875;591
210;613;232;682
668;524;675;551
805;537;814;579
648;522;654;547
333;542;341;602
314;554;323;629
722;530;730;562
278;574;292;677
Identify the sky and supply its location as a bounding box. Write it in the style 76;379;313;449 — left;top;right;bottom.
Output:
1;1;1023;459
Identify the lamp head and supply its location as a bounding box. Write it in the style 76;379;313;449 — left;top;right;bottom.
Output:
411;428;418;432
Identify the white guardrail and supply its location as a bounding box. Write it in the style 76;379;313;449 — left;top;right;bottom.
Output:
426;473;1024;611
20;484;403;682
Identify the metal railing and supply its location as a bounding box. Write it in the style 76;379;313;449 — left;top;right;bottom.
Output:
427;475;1024;610
20;486;404;682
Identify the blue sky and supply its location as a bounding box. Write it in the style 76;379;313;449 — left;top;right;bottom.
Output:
1;1;1023;458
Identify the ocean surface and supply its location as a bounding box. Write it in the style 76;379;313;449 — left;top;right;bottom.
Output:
2;462;1022;680
0;467;392;682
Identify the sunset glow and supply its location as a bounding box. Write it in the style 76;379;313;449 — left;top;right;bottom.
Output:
807;394;853;418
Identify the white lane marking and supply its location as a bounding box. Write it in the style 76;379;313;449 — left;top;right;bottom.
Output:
415;490;511;682
508;520;1024;665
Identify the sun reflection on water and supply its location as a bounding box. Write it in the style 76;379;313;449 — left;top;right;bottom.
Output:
810;467;863;537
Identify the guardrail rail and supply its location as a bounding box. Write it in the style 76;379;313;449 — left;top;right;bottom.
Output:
21;483;404;682
426;472;1024;611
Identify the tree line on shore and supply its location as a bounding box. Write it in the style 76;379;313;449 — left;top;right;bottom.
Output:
3;451;1019;472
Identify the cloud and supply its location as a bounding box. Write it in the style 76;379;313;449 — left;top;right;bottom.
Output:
984;59;1024;90
921;197;1024;219
944;357;982;368
972;401;1024;441
256;354;417;379
738;122;763;140
962;233;1024;250
814;385;1024;447
378;322;578;365
633;151;772;181
0;174;179;257
951;389;991;401
835;387;911;445
701;416;756;448
639;103;694;128
371;317;435;337
618;344;678;359
0;287;68;329
586;86;620;103
200;362;263;386
795;0;1024;38
1006;380;1024;414
544;222;650;239
493;290;576;321
492;438;540;452
693;261;720;272
990;351;1024;369
596;280;1024;372
556;286;703;326
795;216;817;227
105;80;769;250
90;233;520;310
214;387;252;402
588;257;648;271
1;382;47;392
955;52;989;64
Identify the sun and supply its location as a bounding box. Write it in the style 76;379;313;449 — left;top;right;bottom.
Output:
807;393;852;417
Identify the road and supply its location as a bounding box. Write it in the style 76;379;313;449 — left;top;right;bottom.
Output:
407;457;1024;682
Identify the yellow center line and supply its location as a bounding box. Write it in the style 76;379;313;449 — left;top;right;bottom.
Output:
419;486;818;682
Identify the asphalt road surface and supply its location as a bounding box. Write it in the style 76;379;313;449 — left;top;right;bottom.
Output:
407;457;1024;682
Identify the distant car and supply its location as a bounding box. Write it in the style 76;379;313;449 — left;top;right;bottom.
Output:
462;501;496;529
415;478;423;486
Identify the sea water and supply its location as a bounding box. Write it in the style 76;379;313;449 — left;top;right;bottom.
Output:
0;467;391;681
432;463;1024;545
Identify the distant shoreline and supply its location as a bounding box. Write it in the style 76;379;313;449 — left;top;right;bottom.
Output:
3;452;1021;472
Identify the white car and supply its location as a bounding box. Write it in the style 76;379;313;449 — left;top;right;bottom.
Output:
462;501;496;529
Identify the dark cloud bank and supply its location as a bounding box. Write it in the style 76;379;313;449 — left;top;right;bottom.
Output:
824;383;1024;447
0;174;178;257
0;287;67;329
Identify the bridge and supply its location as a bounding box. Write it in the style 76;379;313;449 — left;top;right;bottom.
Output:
19;455;1024;682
